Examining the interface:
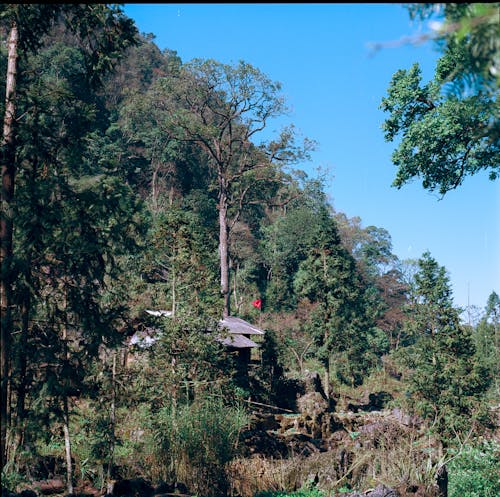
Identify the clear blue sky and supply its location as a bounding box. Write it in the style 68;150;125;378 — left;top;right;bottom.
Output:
123;3;499;315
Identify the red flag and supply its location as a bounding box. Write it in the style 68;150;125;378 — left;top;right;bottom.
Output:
252;299;262;310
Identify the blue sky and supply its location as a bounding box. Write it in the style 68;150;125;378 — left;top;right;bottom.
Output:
123;3;499;314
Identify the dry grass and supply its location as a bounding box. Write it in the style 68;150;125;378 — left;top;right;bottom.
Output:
228;454;317;497
228;417;444;496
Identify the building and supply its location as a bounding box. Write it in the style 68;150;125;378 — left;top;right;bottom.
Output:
126;311;265;371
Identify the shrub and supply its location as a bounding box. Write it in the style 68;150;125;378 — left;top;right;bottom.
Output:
448;441;499;497
152;395;248;497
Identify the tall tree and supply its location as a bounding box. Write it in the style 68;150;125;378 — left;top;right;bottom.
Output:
0;3;64;470
0;3;137;474
1;12;19;471
398;252;491;442
474;291;500;399
142;59;312;317
294;207;373;395
260;177;327;311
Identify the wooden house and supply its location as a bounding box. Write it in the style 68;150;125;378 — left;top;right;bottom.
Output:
125;312;265;372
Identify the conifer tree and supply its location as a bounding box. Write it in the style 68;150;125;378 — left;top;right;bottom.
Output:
294;207;373;395
400;252;491;443
0;3;137;476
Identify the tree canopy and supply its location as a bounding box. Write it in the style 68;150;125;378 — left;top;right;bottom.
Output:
381;2;499;195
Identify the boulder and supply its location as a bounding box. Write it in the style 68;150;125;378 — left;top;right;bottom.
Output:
112;478;153;497
297;392;329;416
302;370;327;399
340;485;400;497
368;485;399;497
32;479;65;495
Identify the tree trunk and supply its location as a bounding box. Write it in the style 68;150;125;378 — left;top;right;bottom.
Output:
1;19;19;471
63;397;74;495
151;164;158;212
105;352;116;492
171;260;176;318
219;189;230;318
14;289;30;461
62;324;73;494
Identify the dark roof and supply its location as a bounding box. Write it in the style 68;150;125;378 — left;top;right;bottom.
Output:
218;316;265;336
129;313;265;350
217;334;259;349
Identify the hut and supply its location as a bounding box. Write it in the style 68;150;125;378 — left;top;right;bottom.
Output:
217;316;265;365
126;312;265;373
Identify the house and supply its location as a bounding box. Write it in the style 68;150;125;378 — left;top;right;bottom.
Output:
217;316;265;365
125;311;265;371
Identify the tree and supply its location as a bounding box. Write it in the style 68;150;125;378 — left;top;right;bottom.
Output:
137;205;220;318
407;3;499;89
380;3;499;195
260;177;328;311
294;207;373;395
1;4;72;469
398;252;491;443
126;314;245;496
0;3;137;476
474;291;500;399
144;59;312;317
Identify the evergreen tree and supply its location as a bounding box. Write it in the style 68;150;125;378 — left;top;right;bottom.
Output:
399;252;491;443
294;207;373;394
1;3;138;478
474;291;500;400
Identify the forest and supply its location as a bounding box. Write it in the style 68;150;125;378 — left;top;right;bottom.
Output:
1;4;498;497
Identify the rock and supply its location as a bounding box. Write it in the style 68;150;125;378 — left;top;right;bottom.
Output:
75;484;100;497
251;412;281;431
32;479;66;495
112;478;153;497
347;391;393;413
297;392;329;416
395;484;429;496
391;408;421;428
367;485;400;497
338;485;400;497
282;432;321;457
302;370;327;399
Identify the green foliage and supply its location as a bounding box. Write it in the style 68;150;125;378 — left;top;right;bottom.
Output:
396;252;492;441
381;3;499;194
144;314;237;401
2;3;496;490
294;209;374;387
135;205;220;317
474;291;500;400
150;396;248;497
0;464;26;491
407;3;499;90
448;441;500;497
260;183;328;311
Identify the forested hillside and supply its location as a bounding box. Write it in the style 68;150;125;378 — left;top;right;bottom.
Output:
1;5;498;497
